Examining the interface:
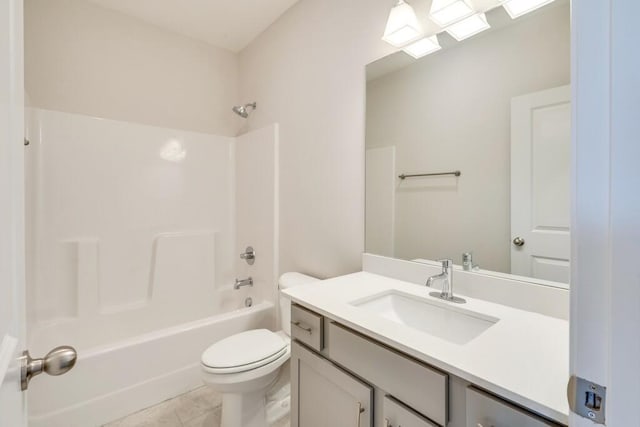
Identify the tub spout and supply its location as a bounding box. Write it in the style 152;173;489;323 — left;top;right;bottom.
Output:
234;277;253;290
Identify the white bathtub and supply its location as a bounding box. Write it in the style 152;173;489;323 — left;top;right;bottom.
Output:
28;301;275;427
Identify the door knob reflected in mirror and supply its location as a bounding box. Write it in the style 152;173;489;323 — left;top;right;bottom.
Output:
21;345;77;390
513;237;525;247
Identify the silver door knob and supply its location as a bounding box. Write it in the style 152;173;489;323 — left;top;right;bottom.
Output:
21;346;77;390
513;237;525;247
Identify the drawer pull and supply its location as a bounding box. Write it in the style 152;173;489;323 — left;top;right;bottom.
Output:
356;402;365;426
291;321;313;334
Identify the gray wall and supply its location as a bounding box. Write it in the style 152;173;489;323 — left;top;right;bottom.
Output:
239;0;396;278
25;0;240;136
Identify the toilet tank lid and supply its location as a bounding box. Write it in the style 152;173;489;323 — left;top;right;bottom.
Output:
278;272;319;289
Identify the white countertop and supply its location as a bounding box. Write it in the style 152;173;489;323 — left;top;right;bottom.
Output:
284;271;569;425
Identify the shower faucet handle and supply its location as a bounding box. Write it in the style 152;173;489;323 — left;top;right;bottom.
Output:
239;246;255;265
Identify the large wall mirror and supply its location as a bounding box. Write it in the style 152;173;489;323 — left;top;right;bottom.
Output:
365;0;570;286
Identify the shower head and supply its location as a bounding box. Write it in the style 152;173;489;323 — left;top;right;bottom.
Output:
232;102;257;118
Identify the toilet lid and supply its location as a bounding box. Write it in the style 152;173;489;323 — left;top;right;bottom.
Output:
201;329;287;373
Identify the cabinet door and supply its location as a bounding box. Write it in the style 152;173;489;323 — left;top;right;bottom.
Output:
291;341;373;427
383;395;439;427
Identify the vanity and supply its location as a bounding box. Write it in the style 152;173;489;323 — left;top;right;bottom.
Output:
284;265;569;427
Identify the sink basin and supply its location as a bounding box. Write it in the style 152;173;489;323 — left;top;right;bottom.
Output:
351;291;498;345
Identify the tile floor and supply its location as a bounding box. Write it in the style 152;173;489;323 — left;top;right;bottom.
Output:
103;386;290;427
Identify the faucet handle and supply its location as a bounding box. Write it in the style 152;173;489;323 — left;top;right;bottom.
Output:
437;259;452;269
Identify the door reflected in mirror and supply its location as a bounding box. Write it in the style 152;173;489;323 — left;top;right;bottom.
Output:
365;0;570;286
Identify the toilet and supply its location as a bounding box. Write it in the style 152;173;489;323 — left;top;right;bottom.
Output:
201;272;319;427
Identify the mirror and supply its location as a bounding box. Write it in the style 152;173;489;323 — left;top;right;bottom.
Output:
365;0;570;286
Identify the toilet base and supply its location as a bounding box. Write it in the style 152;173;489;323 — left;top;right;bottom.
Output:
220;390;268;427
203;362;283;427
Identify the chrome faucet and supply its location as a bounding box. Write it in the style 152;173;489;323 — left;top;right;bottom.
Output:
426;259;466;304
234;277;253;290
462;252;478;271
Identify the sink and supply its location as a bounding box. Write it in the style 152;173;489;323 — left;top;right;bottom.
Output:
351;291;498;345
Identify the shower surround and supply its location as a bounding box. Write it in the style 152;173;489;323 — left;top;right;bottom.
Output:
25;109;279;426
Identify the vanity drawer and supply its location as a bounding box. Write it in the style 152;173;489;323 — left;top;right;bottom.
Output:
328;322;448;426
466;387;563;427
383;395;438;427
291;304;324;351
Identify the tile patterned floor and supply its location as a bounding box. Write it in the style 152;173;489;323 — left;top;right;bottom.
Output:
103;386;290;427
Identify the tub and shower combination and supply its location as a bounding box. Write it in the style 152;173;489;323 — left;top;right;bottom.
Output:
25;109;279;427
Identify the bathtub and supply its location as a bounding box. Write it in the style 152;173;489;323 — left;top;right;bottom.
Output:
28;301;275;427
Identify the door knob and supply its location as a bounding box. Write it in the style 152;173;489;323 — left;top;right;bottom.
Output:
513;237;525;247
20;345;77;390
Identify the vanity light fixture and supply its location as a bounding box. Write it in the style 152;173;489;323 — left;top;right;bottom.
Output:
403;36;442;59
429;0;474;27
382;0;423;47
502;0;556;19
445;13;491;41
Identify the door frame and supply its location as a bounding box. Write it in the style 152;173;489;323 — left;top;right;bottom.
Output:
0;0;26;425
570;0;640;425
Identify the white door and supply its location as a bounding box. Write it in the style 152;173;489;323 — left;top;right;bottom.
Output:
510;85;571;284
0;0;27;425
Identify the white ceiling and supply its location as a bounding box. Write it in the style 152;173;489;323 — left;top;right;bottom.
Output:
87;0;300;52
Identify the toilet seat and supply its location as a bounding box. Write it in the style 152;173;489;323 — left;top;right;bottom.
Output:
201;329;288;374
203;346;288;374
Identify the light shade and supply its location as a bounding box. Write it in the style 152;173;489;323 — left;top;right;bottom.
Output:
403;36;442;59
445;13;491;41
503;0;556;19
429;0;474;27
382;0;423;47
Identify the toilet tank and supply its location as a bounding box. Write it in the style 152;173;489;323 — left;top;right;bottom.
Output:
279;272;319;336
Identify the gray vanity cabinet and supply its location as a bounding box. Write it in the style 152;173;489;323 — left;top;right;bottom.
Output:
328;322;449;426
290;304;566;427
465;387;563;427
291;340;373;427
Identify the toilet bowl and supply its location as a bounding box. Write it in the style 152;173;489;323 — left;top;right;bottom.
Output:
201;272;319;427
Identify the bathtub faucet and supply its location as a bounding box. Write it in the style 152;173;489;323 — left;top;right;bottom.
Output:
234;277;253;290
